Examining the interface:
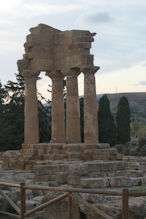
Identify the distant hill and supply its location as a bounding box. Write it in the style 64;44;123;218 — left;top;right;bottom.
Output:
44;92;146;123
97;92;146;123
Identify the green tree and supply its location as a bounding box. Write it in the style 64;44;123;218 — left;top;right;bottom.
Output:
131;120;146;138
98;95;117;146
0;74;52;151
0;81;7;119
2;74;25;150
0;82;8;151
37;92;51;142
0;81;7;106
116;96;130;144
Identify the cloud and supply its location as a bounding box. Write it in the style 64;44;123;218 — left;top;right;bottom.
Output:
87;12;113;23
135;81;146;86
142;63;146;67
78;11;114;26
0;0;146;88
22;2;81;16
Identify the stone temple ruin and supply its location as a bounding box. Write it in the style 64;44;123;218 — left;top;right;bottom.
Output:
14;23;122;168
17;23;99;145
2;24;146;194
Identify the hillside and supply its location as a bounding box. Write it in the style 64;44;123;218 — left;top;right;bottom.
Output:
97;92;146;123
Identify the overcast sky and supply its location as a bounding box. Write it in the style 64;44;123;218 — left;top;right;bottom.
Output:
0;0;146;97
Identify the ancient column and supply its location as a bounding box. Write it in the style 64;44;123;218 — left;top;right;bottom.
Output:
47;71;65;143
66;68;81;143
83;66;100;144
23;70;39;144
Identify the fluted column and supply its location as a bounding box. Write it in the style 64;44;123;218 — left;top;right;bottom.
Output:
23;71;39;144
47;71;65;143
66;68;81;143
83;66;100;144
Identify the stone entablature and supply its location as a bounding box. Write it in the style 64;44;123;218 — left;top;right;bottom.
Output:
17;24;99;144
18;24;96;74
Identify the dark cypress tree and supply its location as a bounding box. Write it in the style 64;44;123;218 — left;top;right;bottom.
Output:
116;96;130;144
98;95;117;146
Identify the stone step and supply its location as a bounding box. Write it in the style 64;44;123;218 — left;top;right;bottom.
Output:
34;160;132;184
63;144;81;152
53;153;67;160
80;176;146;188
63;143;110;152
35;161;129;176
20;144;115;162
34;174;56;182
81;143;110;150
21;154;34;160
35;160;52;165
36;154;51;160
108;169;144;177
78;161;129;175
67;152;82;160
127;162;142;171
80;177;109;188
35;163;70;176
4;143;123;171
88;170;144;178
82;148;121;161
1;142;125;171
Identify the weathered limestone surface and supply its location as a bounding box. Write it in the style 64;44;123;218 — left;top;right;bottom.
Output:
84;67;99;144
123;156;146;173
1;152;146;219
33;160;146;189
2;145;146;190
23;71;39;144
2;143;122;170
66;69;81;143
18;25;95;74
48;71;65;143
17;24;99;144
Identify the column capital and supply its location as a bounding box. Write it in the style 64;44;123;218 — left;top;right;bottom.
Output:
22;70;40;79
46;70;64;79
82;66;100;74
67;67;81;77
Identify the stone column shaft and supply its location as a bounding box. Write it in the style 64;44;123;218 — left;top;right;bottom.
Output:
24;76;39;144
51;76;65;143
66;75;81;143
84;68;99;143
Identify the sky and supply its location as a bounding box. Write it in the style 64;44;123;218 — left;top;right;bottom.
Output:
0;0;146;99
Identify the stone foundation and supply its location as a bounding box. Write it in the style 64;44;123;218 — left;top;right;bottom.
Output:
34;160;146;188
2;143;146;189
2;143;122;170
1;143;146;219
